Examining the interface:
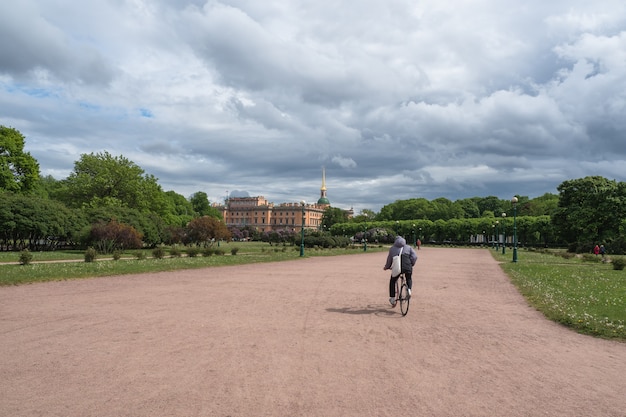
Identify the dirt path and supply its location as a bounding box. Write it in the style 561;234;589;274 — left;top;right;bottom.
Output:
1;247;625;417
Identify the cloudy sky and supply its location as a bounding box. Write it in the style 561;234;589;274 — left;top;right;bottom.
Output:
2;1;625;213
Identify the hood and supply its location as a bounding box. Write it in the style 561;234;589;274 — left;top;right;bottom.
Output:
393;236;406;248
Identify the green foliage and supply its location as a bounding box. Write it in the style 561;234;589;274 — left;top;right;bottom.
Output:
19;249;33;265
0;126;40;193
553;176;626;250
0;192;86;251
59;151;166;214
186;247;201;257
84;247;97;262
152;246;166;259
112;250;122;260
230;247;239;255
169;247;182;257
612;257;626;271
321;207;351;229
202;247;215;257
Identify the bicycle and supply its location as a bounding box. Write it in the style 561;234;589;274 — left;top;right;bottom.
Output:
393;272;410;316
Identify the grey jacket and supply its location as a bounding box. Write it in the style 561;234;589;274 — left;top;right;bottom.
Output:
383;236;418;272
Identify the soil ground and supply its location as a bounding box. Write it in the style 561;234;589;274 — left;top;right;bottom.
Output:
1;247;625;417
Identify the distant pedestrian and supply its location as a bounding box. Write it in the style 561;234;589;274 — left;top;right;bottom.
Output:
600;245;606;259
594;245;600;256
416;239;421;250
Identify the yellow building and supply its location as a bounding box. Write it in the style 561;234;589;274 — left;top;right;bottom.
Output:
219;169;334;233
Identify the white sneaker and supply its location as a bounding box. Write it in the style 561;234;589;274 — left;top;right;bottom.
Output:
389;297;397;306
408;288;412;296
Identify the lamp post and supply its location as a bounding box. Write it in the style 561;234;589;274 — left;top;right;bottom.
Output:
511;197;518;262
300;200;306;257
495;221;499;250
412;224;416;246
492;224;495;249
482;230;485;246
396;220;400;236
501;213;506;254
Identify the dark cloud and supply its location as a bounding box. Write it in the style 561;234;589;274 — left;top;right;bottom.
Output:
1;0;625;212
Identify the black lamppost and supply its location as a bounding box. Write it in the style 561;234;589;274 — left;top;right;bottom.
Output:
501;213;506;254
300;200;306;257
512;197;518;262
495;220;499;250
412;224;416;246
396;220;400;236
492;224;495;249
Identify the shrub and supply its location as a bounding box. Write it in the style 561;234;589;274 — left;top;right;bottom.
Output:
186;247;201;257
19;249;33;266
582;253;601;263
169;247;182;258
135;252;146;260
84;247;97;263
202;247;214;257
231;247;239;255
612;257;626;271
112;250;122;260
152;246;166;259
214;248;225;256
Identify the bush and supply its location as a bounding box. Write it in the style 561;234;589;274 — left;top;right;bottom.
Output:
186;247;201;257
231;247;239;255
202;247;214;257
581;253;602;263
84;247;97;263
169;247;182;258
612;257;626;271
135;252;146;260
152;246;166;259
214;248;225;256
19;249;33;266
112;250;122;260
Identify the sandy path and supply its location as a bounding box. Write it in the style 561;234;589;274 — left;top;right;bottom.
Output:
1;247;625;417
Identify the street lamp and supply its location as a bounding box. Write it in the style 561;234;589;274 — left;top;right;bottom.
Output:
482;230;486;246
495;221;499;250
511;197;518;262
396;220;400;236
412;224;416;246
300;200;306;257
501;213;506;254
492;224;495;249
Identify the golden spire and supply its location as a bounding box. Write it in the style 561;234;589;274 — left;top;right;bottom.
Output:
321;166;327;191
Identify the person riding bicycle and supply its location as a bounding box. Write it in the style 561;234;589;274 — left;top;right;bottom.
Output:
383;236;418;307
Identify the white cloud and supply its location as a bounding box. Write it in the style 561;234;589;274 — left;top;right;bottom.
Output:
1;0;626;213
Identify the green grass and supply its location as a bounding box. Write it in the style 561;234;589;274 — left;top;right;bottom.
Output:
491;248;626;341
0;242;386;286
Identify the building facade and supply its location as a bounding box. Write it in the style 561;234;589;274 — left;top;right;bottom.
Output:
219;169;338;233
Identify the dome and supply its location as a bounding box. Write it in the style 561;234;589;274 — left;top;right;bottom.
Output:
317;197;330;205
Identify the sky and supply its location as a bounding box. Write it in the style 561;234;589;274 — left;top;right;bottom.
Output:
1;0;626;213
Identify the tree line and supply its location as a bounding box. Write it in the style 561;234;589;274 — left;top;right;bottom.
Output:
2;125;626;254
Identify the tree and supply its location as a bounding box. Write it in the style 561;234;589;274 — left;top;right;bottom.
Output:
189;191;222;218
321;207;350;229
186;216;231;246
87;219;143;253
0;126;40;193
552;176;626;251
60;151;164;213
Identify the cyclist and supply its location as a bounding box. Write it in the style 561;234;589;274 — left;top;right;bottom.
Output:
383;236;418;307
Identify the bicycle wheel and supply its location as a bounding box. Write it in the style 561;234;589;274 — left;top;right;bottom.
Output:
399;283;410;316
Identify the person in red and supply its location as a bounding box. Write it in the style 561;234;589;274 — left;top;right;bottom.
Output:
383;236;418;307
594;244;600;256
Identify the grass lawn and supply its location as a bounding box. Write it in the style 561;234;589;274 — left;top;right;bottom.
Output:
0;241;387;286
491;247;626;341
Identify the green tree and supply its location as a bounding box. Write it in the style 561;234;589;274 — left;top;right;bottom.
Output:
60;151;164;213
189;191;222;218
552;176;626;251
0;126;40;193
321;207;350;229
